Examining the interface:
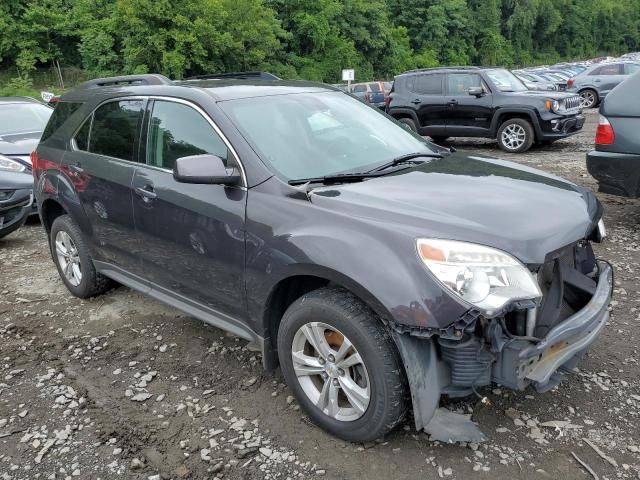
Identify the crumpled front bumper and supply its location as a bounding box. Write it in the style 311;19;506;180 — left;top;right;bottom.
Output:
498;261;613;391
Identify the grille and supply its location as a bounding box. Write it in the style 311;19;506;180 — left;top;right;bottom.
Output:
564;95;581;111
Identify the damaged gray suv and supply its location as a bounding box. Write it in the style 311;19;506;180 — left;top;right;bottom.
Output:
34;74;612;442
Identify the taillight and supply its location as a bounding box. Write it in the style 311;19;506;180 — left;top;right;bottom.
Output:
30;150;39;174
595;115;615;145
567;78;574;89
364;93;370;102
385;95;391;110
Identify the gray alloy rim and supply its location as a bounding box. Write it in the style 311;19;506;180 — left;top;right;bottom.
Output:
501;123;527;150
291;322;371;421
580;90;596;108
55;230;82;287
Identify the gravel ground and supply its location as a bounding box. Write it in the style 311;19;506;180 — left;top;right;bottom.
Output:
1;110;640;480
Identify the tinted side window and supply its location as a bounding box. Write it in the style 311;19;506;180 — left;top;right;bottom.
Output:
41;102;82;141
410;74;443;95
89;100;144;162
447;74;483;95
369;82;382;92
74;116;92;151
352;84;367;93
147;101;230;171
593;64;622;75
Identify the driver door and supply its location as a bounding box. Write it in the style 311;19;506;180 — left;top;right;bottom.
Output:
444;73;493;136
132;98;247;320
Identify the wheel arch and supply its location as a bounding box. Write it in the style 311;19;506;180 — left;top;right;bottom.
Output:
260;267;395;371
40;198;68;233
490;108;542;139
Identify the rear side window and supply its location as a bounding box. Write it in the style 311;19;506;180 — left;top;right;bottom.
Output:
90;100;144;162
74;117;92;151
352;84;367;93
593;64;623;75
147;101;230;171
41;102;82;141
407;74;443;95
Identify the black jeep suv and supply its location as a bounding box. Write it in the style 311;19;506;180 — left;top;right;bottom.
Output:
35;74;611;442
387;67;584;153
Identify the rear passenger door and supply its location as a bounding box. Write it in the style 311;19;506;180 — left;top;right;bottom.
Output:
131;98;247;320
405;73;446;135
63;98;146;276
593;63;625;96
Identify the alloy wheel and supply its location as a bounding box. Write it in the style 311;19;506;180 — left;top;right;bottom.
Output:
501;124;527;150
291;322;370;421
55;230;82;286
580;90;596;108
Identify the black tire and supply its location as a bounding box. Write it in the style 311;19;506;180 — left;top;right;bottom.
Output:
430;136;449;144
397;117;417;132
579;88;598;109
497;117;535;153
50;214;113;298
277;287;408;442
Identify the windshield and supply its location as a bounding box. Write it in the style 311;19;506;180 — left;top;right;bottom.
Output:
220;91;437;180
0;103;53;135
485;69;528;92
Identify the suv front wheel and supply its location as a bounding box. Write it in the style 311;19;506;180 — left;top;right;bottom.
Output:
277;287;408;442
497;118;535;153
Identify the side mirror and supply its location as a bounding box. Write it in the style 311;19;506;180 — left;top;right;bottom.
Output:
468;87;484;97
173;154;241;186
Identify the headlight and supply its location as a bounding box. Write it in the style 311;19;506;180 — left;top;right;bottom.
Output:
417;239;542;315
546;99;562;112
0;155;27;173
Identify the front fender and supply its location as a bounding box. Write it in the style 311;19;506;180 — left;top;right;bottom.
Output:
244;178;469;335
490;107;543;138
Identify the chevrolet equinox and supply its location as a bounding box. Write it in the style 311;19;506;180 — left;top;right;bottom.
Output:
34;73;613;442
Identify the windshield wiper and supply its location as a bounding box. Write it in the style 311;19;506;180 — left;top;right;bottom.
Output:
367;152;443;173
288;172;380;186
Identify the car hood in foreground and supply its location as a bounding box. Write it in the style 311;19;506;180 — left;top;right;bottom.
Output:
0;131;42;158
309;154;599;265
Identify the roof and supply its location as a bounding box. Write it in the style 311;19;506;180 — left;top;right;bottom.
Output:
60;78;339;103
396;66;501;77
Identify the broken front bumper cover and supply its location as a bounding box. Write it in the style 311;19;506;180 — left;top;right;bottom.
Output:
392;261;613;433
494;260;613;392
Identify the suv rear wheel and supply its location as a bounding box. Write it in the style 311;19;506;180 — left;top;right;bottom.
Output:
497;118;535;153
397;117;417;132
430;136;449;144
50;215;113;298
579;89;598;108
277;287;407;442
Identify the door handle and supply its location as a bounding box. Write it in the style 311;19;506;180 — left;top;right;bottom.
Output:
135;185;157;201
447;99;458;106
410;98;421;105
69;163;83;174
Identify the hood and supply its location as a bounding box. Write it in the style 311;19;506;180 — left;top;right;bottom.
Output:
309;154;599;265
0;131;42;159
505;90;576;101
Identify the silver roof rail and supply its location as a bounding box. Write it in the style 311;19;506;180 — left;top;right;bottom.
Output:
77;74;173;89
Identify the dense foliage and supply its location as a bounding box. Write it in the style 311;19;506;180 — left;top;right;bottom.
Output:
1;0;639;85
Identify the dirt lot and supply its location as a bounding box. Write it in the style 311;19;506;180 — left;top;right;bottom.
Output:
1;110;640;480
